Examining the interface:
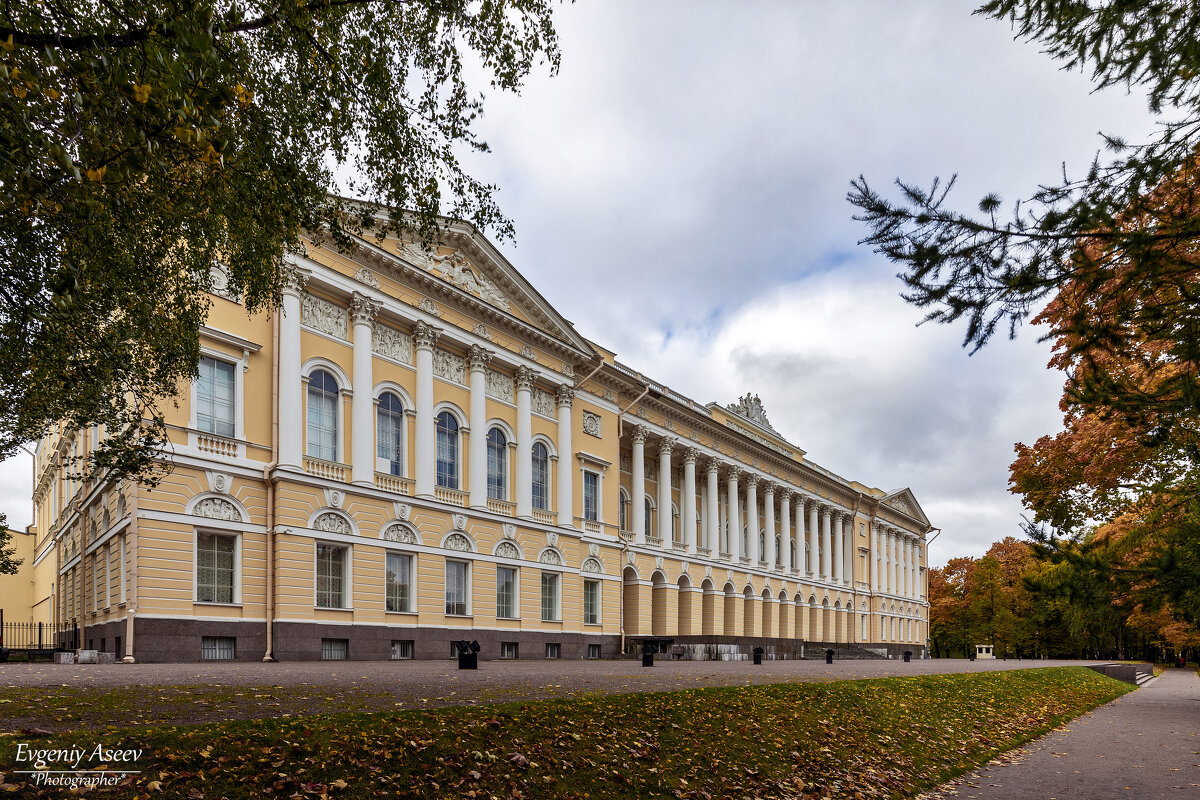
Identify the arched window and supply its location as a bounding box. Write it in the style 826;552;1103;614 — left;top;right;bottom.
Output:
306;370;339;461
775;535;782;565
758;531;765;558
671;503;681;544
618;488;630;532
486;428;507;500
435;411;459;489
532;442;550;510
644;498;654;539
376;393;404;475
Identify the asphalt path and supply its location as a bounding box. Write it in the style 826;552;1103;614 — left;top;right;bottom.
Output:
921;667;1200;800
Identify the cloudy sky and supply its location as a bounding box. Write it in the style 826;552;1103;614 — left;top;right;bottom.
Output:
0;2;1162;567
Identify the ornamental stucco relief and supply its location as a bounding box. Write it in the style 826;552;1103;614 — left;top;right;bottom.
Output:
430;251;512;313
582;410;601;438
495;541;520;560
313;512;351;534
444;532;472;552
373;325;413;364
382;523;418;544
581;557;603;574
485;370;514;402
433;348;466;385
531;387;555;417
301;295;348;340
538;549;563;566
353;267;379;289
194;497;240;522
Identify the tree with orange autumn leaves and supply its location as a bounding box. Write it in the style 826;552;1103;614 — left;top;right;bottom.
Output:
987;155;1199;657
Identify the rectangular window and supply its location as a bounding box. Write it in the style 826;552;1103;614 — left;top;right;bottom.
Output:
445;560;468;616
385;552;412;612
316;544;347;608
496;566;517;619
201;636;236;660
582;470;599;522
103;543;111;608
391;640;414;660
540;572;560;621
545;642;561;660
196;533;236;604
197;356;236;438
583;579;601;624
92;553;102;611
321;638;348;660
500;642;519;659
588;643;601;660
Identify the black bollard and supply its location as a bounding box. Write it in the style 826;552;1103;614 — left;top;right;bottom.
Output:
753;647;764;665
903;650;912;663
456;640;478;670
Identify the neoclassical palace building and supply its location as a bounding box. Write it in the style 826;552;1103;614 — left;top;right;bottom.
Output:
17;213;931;662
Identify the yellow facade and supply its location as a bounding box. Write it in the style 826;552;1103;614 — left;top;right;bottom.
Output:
20;215;930;662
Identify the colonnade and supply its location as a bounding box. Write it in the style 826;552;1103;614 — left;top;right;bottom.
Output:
279;272;577;520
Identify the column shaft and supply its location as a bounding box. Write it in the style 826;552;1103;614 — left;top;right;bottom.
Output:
746;478;759;564
555;386;573;527
832;513;844;584
764;488;776;567
350;294;378;485
727;471;741;560
780;493;792;572
467;347;490;508
515;368;533;518
278;277;306;468
658;439;675;544
631;427;646;543
706;460;720;554
820;508;832;580
413;322;438;497
807;501;819;576
682;449;697;553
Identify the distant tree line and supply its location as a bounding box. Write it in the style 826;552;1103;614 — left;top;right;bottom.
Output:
929;537;1199;663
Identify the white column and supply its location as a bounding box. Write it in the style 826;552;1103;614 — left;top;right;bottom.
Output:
807;500;819;577
515;367;533;518
706;459;720;554
832;512;844;584
871;523;880;592
413;321;439;497
745;475;759;564
820;506;832;580
780;490;792;572
893;533;902;595
886;530;896;594
555;385;573;527
764;484;776;568
467;346;491;508
631;426;647;544
657;437;675;544
350;294;379;484
682;448;697;554
904;537;913;598
278;269;308;467
727;469;741;561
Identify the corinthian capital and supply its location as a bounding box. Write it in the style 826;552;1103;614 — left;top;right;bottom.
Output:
350;292;380;326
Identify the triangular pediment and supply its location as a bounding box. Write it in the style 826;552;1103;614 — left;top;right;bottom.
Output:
881;488;929;527
340;221;596;359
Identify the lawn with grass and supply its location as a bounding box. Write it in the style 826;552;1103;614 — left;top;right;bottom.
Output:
0;666;1132;799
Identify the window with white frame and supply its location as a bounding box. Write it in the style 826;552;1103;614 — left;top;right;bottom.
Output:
582;470;599;522
531;442;550;510
377;393;405;476
673;503;682;544
544;642;561;659
385;552;412;612
496;566;517;618
102;543;111;608
435;411;459;489
321;638;348;660
584;579;601;624
445;559;469;615
618;489;629;532
486;428;507;500
391;640;414;660
540;572;560;621
196;532;236;603
501;641;519;659
315;543;347;608
201;636;236;660
587;643;601;659
644;497;654;538
197;356;236;437
306;369;339;461
92;553;103;611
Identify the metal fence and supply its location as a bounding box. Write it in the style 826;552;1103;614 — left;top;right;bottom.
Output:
0;620;80;651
